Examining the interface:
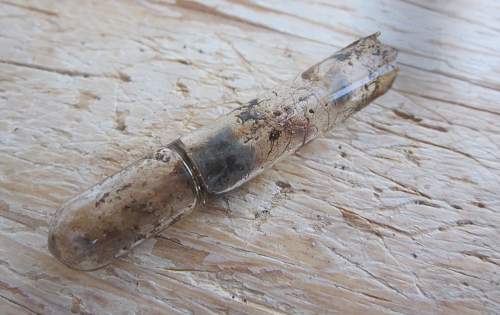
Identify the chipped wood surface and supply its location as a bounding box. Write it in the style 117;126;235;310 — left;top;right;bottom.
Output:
0;0;499;314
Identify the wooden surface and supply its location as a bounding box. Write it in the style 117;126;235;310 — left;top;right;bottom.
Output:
0;0;499;314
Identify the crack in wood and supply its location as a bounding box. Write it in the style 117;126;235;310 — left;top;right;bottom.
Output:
0;59;130;82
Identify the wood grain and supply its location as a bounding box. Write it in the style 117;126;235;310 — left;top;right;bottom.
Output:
0;0;499;314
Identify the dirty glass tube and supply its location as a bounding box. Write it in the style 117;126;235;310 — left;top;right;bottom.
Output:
48;33;399;270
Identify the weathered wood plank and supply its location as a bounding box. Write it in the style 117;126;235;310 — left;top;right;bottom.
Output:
0;0;499;314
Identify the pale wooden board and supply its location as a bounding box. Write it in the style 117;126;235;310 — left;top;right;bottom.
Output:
0;0;499;314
